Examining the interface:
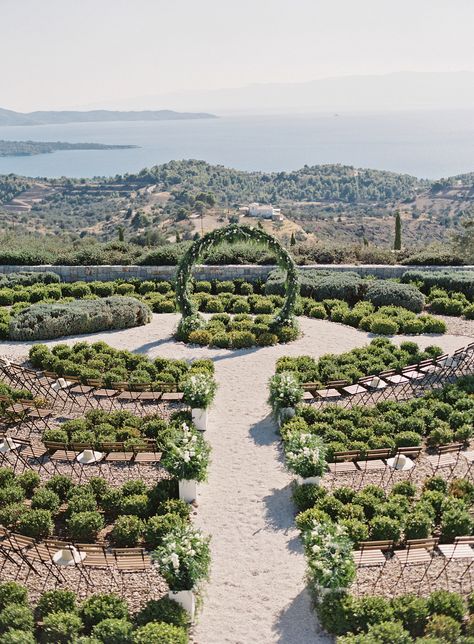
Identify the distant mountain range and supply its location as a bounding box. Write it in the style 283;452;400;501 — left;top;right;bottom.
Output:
95;71;474;113
0;108;217;126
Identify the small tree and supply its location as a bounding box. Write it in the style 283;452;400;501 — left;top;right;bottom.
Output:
394;211;402;250
117;226;124;242
290;232;296;246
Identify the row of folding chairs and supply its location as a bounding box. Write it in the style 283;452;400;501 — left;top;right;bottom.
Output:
303;343;474;409
0;435;162;480
327;443;471;489
0;528;152;593
354;536;474;595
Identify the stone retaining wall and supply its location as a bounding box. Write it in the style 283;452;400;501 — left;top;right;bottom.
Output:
0;264;471;282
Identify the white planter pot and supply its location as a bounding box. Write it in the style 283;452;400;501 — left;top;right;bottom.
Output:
168;589;195;621
298;476;321;486
192;407;208;432
179;479;198;503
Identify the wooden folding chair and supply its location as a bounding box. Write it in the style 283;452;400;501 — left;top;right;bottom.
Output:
111;548;152;595
435;536;474;585
393;538;438;593
353;540;393;592
356;449;391;488
427;443;463;477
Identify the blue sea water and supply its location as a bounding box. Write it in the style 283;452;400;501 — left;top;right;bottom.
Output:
0;109;471;179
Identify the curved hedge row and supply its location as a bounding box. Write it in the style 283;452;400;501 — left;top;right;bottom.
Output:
9;297;152;341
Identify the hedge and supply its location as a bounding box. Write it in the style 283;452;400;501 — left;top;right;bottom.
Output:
402;270;474;300
363;281;425;313
0;271;60;288
9;297;152;341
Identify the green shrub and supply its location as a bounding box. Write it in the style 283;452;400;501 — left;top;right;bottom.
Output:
364;281;424;312
41;611;83;643
17;509;53;539
68;511;105;542
1;630;35;643
392;594;429;637
405;512;432;540
187;330;212;346
430;298;465;316
277;325;299;343
31;487;61;513
45;474;73;500
426;590;465;621
111;515;143;547
316;591;358;636
440;508;473;541
369;316;399;335
136;597;189;628
132;621;188;644
92;618;133;644
292;483;327;512
256;332;279;346
424;614;461;642
9;297;152;341
15;470;40;496
369;516;401;541
80;594;129;630
0;583;28;610
215;281;235;294
144;514;185;549
229;331;256;348
308;303;327;319
354;595;394;632
36;590;77;619
0;604;34;634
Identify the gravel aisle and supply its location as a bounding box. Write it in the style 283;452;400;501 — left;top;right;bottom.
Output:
2;314;473;644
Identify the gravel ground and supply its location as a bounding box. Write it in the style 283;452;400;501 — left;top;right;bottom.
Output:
434;314;474;338
1;314;473;644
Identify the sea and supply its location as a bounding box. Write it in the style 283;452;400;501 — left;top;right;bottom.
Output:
0;109;472;180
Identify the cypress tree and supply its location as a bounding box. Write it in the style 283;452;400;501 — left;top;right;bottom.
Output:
394;212;402;250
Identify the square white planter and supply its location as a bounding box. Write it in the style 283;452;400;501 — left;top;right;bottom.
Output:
297;476;321;486
179;479;198;503
192;407;208;432
168;589;195;622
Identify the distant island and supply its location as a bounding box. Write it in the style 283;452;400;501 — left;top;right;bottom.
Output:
0;140;139;157
0;107;217;126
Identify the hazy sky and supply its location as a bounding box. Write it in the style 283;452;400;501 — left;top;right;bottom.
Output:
1;0;473;111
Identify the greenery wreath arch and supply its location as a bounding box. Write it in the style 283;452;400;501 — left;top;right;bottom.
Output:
175;224;300;340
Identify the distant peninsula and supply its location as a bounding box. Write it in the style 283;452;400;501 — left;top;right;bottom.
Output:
0;140;139;157
0;107;217;126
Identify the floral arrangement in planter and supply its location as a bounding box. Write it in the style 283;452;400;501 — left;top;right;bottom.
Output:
161;422;211;485
301;518;356;596
182;373;217;410
284;432;327;481
268;371;303;415
153;523;211;592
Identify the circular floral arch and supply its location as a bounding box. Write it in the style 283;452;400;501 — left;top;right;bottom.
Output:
175;224;299;334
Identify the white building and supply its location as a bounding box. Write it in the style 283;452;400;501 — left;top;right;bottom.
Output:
247;202;281;219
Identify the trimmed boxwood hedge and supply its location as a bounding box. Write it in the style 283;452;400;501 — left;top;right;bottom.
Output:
283;377;474;462
9;297;152;341
275;338;443;387
29;341;214;386
0;583;190;642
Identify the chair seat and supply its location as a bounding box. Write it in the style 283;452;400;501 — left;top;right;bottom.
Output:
462;451;474;463
385;374;409;385
328;462;358;473
136;391;162;401
50;450;78;461
356;459;387;471
105;452;134;462
302;391;314;401
354;549;386;566
437;544;474;560
161;392;184;402
343;384;367;395
428;454;457;467
69;385;94;394
93;389;118;398
395;550;432;565
316;388;341;399
133;452;161;463
116;391;141;401
403;370;425;380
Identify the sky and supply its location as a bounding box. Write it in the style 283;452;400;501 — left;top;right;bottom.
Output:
1;0;474;111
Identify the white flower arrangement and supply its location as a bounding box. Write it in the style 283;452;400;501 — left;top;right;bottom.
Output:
161;422;211;482
268;371;303;413
302;518;356;593
284;431;327;478
152;523;211;591
183;372;217;409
